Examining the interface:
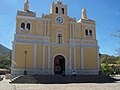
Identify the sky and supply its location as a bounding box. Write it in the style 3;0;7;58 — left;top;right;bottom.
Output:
0;0;120;56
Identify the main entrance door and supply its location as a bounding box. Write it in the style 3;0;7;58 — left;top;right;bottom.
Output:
54;55;65;74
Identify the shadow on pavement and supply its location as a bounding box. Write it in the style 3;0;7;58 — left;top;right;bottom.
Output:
10;75;120;84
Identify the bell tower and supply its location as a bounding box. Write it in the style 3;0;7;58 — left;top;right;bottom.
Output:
24;0;30;11
81;8;87;19
50;0;68;16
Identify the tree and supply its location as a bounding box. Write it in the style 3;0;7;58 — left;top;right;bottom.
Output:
0;53;11;69
111;30;120;56
115;48;120;56
100;54;120;75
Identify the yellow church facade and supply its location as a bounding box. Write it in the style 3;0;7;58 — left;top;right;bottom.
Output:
11;0;100;78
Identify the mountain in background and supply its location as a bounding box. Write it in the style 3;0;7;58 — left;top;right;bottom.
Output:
0;44;11;55
0;44;11;69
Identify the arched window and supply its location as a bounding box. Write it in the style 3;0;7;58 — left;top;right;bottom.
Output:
56;7;58;14
89;30;92;36
26;23;31;30
62;8;64;14
85;29;88;35
57;34;62;44
21;23;25;30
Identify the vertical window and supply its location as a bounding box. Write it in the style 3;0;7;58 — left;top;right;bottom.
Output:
62;8;64;14
26;23;30;30
70;23;74;37
89;30;92;36
21;23;25;30
85;29;88;35
57;34;62;44
56;7;58;14
45;20;49;35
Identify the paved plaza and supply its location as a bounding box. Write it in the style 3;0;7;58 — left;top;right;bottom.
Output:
0;76;120;90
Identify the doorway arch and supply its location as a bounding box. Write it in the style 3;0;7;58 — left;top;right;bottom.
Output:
54;55;65;74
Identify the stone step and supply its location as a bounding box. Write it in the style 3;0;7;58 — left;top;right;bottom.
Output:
10;75;117;84
10;75;38;83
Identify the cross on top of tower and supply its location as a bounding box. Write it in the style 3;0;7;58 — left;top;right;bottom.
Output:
26;0;29;3
24;0;30;11
57;0;62;4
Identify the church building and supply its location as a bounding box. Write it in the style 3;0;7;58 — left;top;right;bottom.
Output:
11;0;100;79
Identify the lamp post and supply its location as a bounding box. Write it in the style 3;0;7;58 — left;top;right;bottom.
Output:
24;51;27;75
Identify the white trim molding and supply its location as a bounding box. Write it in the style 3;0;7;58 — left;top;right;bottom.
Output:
70;22;71;37
11;68;99;80
43;36;50;44
81;47;84;69
69;47;72;69
17;15;36;20
42;46;45;69
33;44;37;73
74;47;76;69
44;19;49;35
97;47;100;70
11;42;15;68
48;46;51;69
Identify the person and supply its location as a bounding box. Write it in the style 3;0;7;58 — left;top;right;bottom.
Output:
72;71;77;78
0;75;4;81
62;71;65;76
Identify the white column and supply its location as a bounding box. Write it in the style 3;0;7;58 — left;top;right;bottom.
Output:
48;46;50;69
81;47;84;69
11;42;15;68
44;20;46;35
74;47;76;69
42;46;45;69
45;20;49;36
70;22;71;37
52;57;54;75
48;20;49;35
72;23;74;38
65;57;68;75
69;47;72;69
33;44;37;73
97;47;100;70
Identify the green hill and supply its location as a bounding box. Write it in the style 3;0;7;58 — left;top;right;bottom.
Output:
0;44;11;69
0;44;11;55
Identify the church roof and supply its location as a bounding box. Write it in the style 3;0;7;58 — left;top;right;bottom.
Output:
17;10;36;17
78;18;95;25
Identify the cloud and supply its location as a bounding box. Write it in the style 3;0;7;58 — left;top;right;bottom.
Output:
115;11;120;16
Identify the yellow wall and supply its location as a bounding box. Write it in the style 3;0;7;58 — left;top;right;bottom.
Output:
14;44;34;68
84;47;98;69
36;45;42;69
